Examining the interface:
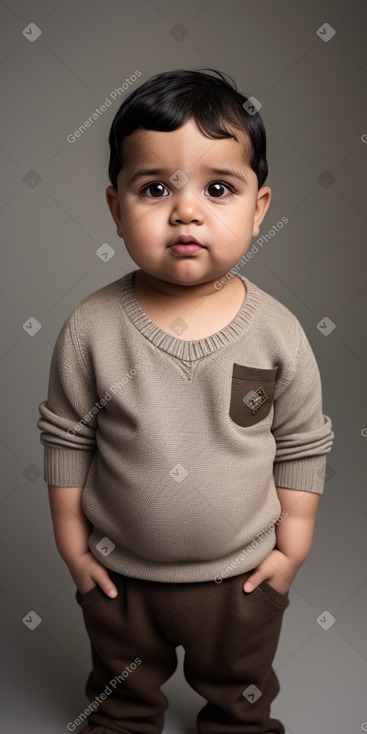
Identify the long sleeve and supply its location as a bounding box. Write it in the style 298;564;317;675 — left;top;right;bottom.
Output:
272;324;334;494
38;313;98;487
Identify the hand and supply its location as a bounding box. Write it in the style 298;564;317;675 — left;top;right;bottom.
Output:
68;551;118;598
243;549;300;595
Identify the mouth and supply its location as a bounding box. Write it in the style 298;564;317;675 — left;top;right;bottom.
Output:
169;235;205;255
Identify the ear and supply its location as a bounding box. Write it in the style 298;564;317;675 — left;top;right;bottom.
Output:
106;186;123;237
252;186;271;238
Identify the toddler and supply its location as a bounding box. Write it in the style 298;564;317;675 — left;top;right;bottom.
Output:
38;68;334;734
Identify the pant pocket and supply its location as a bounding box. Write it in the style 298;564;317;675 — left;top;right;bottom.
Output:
75;571;126;611
75;584;109;611
255;579;290;613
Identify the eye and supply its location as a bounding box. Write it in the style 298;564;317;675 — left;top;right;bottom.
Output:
141;181;169;198
140;179;235;199
206;181;234;198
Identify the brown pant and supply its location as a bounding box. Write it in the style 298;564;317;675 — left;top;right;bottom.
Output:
76;568;289;734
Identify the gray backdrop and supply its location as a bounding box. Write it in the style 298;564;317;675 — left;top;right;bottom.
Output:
1;1;366;733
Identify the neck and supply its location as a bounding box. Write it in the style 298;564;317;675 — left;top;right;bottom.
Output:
133;270;243;302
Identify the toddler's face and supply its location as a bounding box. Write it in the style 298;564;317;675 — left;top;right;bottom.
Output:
106;118;271;288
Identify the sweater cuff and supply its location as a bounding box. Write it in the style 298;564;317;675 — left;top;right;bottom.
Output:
273;455;327;495
43;446;95;487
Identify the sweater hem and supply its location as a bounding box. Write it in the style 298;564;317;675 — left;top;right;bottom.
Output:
87;529;277;583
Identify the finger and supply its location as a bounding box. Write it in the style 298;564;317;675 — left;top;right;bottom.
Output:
93;569;118;598
243;572;264;593
104;584;118;598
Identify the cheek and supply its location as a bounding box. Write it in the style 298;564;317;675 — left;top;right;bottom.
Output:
234;208;256;236
124;199;164;228
215;209;253;243
121;208;163;256
120;203;152;237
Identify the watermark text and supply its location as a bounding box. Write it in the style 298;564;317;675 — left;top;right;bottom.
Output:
66;658;142;731
214;217;288;290
214;510;288;583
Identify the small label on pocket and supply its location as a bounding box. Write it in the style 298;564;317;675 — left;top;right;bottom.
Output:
243;387;268;414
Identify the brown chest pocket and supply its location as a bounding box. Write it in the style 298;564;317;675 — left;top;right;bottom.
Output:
229;363;278;428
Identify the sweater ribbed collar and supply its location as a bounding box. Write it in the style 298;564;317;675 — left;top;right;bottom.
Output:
120;270;260;361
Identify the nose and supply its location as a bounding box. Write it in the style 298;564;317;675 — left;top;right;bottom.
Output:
169;188;204;225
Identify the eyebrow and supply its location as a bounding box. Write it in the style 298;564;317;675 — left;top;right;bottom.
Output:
127;166;248;186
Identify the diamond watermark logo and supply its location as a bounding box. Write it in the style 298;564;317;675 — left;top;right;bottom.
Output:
96;243;115;262
170;317;188;335
170;23;188;41
317;611;336;630
23;23;42;42
23;317;42;336
169;170;188;189
170;464;188;483
23;611;42;630
23;464;41;482
243;96;262;115
317;170;336;188
316;23;336;42
243;684;262;703
317;317;336;336
96;537;115;557
23;170;41;188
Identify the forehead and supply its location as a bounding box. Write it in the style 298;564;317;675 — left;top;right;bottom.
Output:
119;118;252;175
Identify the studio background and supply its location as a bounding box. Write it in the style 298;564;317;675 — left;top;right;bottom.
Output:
0;1;366;732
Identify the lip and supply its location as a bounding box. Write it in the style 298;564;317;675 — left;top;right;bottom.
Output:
169;234;205;255
170;235;204;246
170;243;204;254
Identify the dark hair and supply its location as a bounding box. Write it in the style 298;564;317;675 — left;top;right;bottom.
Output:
108;68;268;190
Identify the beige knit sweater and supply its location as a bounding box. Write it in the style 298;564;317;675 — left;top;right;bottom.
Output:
38;271;334;583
